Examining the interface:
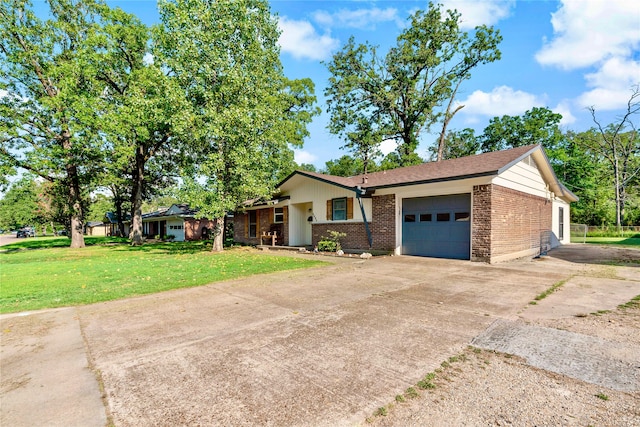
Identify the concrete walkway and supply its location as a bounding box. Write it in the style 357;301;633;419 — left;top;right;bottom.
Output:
1;245;639;426
0;308;107;426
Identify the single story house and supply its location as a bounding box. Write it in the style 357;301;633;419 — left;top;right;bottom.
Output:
85;221;108;236
138;204;216;242
104;211;131;237
233;144;578;263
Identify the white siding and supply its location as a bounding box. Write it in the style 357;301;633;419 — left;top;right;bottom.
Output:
492;159;549;199
552;199;571;246
286;179;372;223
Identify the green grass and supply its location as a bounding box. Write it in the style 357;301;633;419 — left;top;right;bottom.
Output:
1;236;130;251
583;237;640;247
0;242;325;314
531;277;570;304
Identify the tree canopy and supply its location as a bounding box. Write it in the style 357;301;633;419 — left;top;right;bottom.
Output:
325;2;501;168
155;0;318;250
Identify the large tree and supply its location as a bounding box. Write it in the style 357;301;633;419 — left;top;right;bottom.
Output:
325;2;501;167
156;0;317;251
0;177;40;230
479;107;564;153
0;0;108;248
91;6;188;245
582;87;640;227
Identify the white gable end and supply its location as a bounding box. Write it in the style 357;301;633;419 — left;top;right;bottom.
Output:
493;157;551;200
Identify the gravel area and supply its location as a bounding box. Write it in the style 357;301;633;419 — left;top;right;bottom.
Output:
367;305;640;427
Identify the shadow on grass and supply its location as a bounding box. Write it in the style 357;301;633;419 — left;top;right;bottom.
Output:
2;236;234;256
1;236;129;252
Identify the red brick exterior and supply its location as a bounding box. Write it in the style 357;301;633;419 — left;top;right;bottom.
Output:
370;194;396;250
311;194;396;251
472;184;552;262
185;218;217;241
312;222;370;249
233;207;289;246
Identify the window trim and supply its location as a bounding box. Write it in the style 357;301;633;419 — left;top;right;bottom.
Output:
274;207;284;223
332;197;347;221
248;210;257;238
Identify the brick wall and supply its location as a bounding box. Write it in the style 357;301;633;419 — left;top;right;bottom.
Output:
232;207;288;246
472;184;552;262
185;218;217;241
472;185;492;261
312;222;370;249
371;194;396;250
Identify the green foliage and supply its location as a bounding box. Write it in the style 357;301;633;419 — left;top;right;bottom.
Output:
0;244;325;313
0;177;40;230
429;128;480;160
297;163;318;173
0;0;115;248
86;193;114;222
317;230;346;252
325;3;501;167
324;155;375;177
156;0;318;250
479;107;563;152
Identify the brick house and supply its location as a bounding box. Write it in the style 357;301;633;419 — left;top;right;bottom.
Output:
233;145;577;263
138;204;216;242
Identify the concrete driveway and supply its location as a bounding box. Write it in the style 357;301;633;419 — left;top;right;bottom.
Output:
1;246;639;426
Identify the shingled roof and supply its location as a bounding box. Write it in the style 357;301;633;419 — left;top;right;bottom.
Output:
278;145;577;201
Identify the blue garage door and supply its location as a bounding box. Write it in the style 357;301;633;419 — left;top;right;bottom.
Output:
402;194;471;260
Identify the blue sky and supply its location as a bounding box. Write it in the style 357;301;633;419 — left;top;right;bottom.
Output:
47;1;640;167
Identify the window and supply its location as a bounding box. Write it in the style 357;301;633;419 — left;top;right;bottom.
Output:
454;212;470;222
404;214;416;222
559;207;564;239
332;198;347;221
437;213;450;222
419;213;432;222
327;197;353;220
249;211;257;238
274;207;284;223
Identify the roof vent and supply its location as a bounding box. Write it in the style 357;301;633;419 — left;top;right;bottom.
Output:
362;176;368;184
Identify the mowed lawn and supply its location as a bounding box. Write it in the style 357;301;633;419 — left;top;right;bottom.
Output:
584;236;640;247
0;240;325;314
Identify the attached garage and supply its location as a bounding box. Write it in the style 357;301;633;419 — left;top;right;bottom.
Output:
237;144;578;263
402;194;471;260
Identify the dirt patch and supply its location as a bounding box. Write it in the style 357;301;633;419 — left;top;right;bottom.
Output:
548;244;640;265
368;342;640;427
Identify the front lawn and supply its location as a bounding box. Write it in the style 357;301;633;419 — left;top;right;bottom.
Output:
583;237;640;247
0;243;325;314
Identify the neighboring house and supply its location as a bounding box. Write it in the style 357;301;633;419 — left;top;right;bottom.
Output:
138;204;216;242
85;221;108;236
104;211;130;237
233;145;578;263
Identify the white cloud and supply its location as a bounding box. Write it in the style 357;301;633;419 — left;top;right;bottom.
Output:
535;0;640;70
312;7;402;30
143;53;154;65
457;85;544;117
379;138;397;155
439;0;515;29
278;17;340;61
576;57;640;110
552;101;576;126
294;149;317;165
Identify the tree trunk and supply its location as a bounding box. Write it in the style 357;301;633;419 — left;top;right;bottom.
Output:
130;149;146;245
114;195;125;237
64;133;85;249
211;217;224;252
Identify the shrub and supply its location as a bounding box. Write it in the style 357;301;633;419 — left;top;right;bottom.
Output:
317;230;347;252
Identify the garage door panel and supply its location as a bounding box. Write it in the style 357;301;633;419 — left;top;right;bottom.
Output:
402;194;470;260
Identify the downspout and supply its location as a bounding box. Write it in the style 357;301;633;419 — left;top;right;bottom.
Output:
355;183;373;249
